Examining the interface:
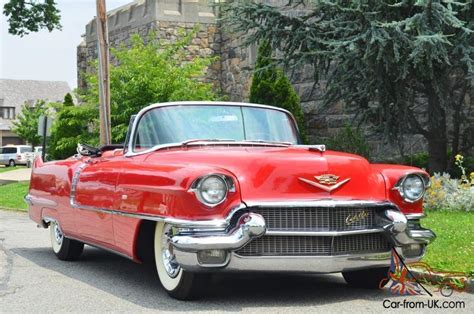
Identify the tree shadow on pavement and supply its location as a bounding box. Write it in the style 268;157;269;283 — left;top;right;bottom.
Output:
13;245;396;311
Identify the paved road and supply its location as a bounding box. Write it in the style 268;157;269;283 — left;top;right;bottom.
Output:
0;167;32;184
0;210;472;313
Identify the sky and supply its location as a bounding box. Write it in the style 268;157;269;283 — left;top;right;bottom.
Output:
0;0;131;90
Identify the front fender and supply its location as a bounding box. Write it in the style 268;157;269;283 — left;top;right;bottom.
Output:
372;164;429;214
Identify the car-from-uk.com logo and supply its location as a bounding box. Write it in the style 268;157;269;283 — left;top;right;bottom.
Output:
380;249;469;309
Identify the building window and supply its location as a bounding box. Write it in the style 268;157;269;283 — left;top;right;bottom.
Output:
0;107;16;119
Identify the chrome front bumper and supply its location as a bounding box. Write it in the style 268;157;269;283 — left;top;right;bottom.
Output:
169;203;435;273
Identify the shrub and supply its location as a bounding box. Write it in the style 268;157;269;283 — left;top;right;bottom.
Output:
403;152;429;170
424;154;474;211
326;124;371;159
249;41;307;143
48;103;98;160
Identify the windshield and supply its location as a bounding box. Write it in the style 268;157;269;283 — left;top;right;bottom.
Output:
133;105;299;152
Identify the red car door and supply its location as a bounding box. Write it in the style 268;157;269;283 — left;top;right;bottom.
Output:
72;157;121;247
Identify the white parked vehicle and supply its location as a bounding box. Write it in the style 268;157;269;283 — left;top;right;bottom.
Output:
0;145;32;167
25;146;44;167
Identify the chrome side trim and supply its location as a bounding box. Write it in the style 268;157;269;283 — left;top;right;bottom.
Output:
24;194;58;208
265;228;384;237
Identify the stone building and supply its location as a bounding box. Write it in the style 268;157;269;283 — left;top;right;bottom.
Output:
0;79;71;146
77;0;430;160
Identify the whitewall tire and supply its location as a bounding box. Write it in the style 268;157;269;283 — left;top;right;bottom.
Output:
154;222;203;300
49;221;84;261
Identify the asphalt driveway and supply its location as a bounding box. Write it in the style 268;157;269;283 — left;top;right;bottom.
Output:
0;210;472;313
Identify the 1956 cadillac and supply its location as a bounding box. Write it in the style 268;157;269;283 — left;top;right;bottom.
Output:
26;101;435;299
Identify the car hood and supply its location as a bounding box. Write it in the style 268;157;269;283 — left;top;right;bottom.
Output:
144;146;387;203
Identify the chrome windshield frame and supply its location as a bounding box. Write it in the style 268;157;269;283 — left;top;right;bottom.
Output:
124;101;301;157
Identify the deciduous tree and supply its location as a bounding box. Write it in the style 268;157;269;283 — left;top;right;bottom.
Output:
12;100;47;149
49;28;220;159
3;0;61;36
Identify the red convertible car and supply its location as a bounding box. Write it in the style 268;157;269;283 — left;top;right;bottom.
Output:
26;102;435;299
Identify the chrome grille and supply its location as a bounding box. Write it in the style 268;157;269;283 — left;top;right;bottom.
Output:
236;233;391;257
250;207;378;231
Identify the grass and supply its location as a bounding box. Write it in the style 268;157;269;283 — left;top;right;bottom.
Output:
0;181;29;211
0;166;26;173
421;210;474;275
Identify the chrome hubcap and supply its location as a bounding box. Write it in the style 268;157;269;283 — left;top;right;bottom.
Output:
53;223;63;245
161;225;180;278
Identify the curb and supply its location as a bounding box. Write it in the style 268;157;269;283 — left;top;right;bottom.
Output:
410;269;473;294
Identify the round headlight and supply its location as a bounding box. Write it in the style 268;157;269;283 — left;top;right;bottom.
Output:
197;175;228;206
400;174;425;202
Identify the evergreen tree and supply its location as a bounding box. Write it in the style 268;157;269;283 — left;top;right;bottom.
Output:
63;93;74;106
250;41;307;143
222;0;474;173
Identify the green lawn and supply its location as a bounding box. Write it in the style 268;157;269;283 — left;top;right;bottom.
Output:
0;181;29;210
421;210;474;275
0;166;26;173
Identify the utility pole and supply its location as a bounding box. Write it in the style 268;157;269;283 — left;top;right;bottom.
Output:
96;0;111;145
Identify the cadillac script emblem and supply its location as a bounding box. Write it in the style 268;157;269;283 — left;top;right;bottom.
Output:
345;210;369;225
299;174;350;193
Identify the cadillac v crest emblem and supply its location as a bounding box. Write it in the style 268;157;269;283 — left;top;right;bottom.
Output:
316;174;340;185
299;174;350;192
345;210;369;225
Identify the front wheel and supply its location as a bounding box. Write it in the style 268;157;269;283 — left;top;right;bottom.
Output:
50;221;84;261
342;267;389;289
8;159;15;167
154;222;203;300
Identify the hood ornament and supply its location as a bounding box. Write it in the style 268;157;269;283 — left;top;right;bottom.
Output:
299;174;350;193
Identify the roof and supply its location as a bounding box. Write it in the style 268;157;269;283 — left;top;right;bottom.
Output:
0;79;71;130
0;79;71;107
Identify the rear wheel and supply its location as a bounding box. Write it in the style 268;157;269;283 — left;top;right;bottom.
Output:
342;267;389;289
154;222;203;300
50;221;84;261
8;159;15;167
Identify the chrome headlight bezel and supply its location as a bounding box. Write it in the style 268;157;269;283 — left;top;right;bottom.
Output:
190;174;235;207
394;173;428;203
